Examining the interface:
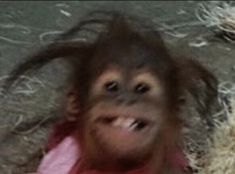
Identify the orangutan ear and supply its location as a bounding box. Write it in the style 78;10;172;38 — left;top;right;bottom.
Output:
66;86;80;121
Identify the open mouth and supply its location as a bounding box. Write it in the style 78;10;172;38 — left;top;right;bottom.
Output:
96;115;150;131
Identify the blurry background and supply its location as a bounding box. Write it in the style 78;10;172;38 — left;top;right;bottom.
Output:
0;1;234;173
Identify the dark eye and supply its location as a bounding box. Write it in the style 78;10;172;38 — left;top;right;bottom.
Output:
134;83;150;94
104;81;119;92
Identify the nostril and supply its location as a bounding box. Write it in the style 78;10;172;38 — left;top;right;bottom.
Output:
127;99;136;105
116;95;124;103
116;95;137;105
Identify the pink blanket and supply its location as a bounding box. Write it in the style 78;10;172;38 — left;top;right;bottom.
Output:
38;136;79;174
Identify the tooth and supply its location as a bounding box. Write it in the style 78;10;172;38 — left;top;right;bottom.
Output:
112;117;124;127
122;119;132;128
121;118;135;128
129;123;138;130
128;118;136;124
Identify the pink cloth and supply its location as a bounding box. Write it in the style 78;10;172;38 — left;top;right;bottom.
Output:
37;136;79;174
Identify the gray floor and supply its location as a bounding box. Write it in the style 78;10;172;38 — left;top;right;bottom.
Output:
0;1;234;173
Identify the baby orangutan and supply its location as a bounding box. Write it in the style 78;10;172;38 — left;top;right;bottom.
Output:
4;12;217;174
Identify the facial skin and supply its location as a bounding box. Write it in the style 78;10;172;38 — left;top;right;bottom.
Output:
87;68;164;156
4;12;218;174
